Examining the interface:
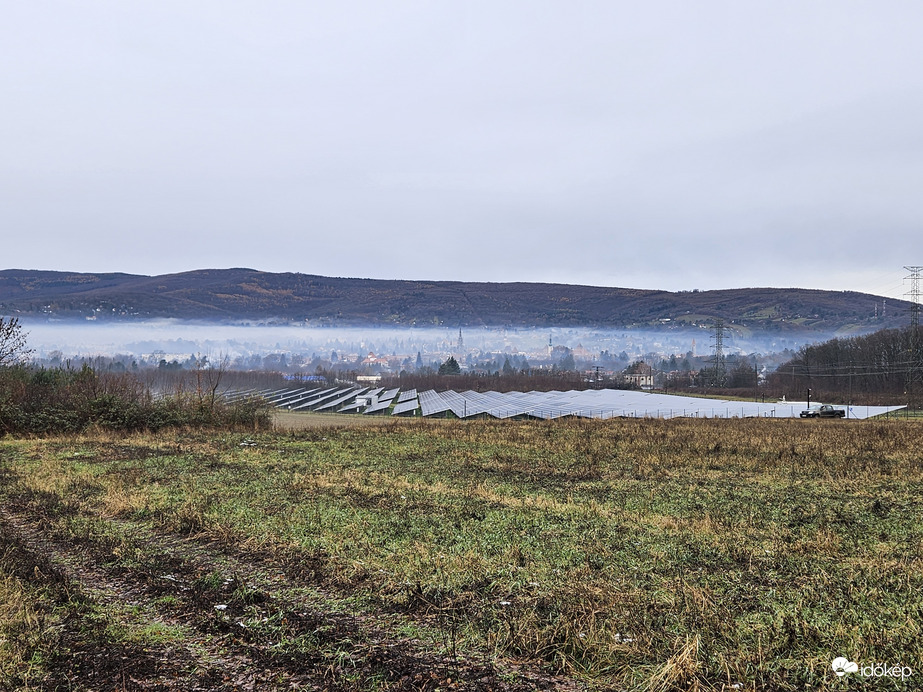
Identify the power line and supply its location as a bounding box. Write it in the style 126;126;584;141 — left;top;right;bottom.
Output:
782;365;919;378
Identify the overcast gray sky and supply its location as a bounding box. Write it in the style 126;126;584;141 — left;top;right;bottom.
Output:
2;1;921;298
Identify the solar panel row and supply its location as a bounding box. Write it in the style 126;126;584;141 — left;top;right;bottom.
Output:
291;388;351;411
314;387;368;412
283;388;335;409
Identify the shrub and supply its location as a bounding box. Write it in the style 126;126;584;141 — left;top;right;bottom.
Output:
0;365;270;436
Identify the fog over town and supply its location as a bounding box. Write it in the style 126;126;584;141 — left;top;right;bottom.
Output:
23;319;824;381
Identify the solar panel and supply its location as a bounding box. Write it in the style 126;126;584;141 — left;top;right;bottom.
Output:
363;398;393;414
391;399;419;416
396;389;417;403
434;390;470;418
483;391;538;418
456;390;493;415
419;390;451;416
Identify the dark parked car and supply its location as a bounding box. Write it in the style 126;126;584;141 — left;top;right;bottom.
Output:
800;404;846;418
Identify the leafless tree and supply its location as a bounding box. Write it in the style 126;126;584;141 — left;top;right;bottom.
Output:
0;317;32;367
191;353;230;410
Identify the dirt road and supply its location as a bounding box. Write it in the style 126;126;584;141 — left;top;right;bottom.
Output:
0;490;574;691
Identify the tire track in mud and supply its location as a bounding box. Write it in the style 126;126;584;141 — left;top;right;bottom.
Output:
1;505;323;691
0;497;579;691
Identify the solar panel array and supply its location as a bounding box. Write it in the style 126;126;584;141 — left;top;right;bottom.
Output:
223;386;906;420
401;389;904;420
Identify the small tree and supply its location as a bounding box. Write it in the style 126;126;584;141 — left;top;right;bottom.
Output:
561;353;576;371
0;317;32;367
728;361;758;389
438;356;461;375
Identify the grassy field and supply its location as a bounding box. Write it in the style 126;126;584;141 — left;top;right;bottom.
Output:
1;417;921;690
273;410;403;430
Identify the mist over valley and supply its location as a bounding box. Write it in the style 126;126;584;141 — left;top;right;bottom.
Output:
19;318;831;381
8;267;909;377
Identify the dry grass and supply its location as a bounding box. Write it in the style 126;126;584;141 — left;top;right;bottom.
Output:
0;569;46;685
2;417;922;690
272;410;399;430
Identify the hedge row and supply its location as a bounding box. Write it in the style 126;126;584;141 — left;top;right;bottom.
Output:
0;365;270;435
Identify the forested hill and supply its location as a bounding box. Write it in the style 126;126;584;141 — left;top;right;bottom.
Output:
0;268;910;334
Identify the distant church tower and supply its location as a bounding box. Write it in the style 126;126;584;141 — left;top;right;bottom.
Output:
548;334;553;357
457;328;464;354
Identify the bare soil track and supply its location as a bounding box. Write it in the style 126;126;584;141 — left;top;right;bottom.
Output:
0;491;579;691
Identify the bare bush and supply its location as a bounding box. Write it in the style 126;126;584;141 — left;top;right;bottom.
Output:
0;317;32;367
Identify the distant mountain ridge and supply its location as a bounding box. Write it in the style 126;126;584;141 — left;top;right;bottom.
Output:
0;268;909;335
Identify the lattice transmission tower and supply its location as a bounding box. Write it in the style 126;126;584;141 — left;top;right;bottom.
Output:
906;266;923;407
710;319;726;387
906;266;922;329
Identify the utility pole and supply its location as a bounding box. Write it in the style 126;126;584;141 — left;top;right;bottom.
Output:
848;361;853;418
710;319;726;387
